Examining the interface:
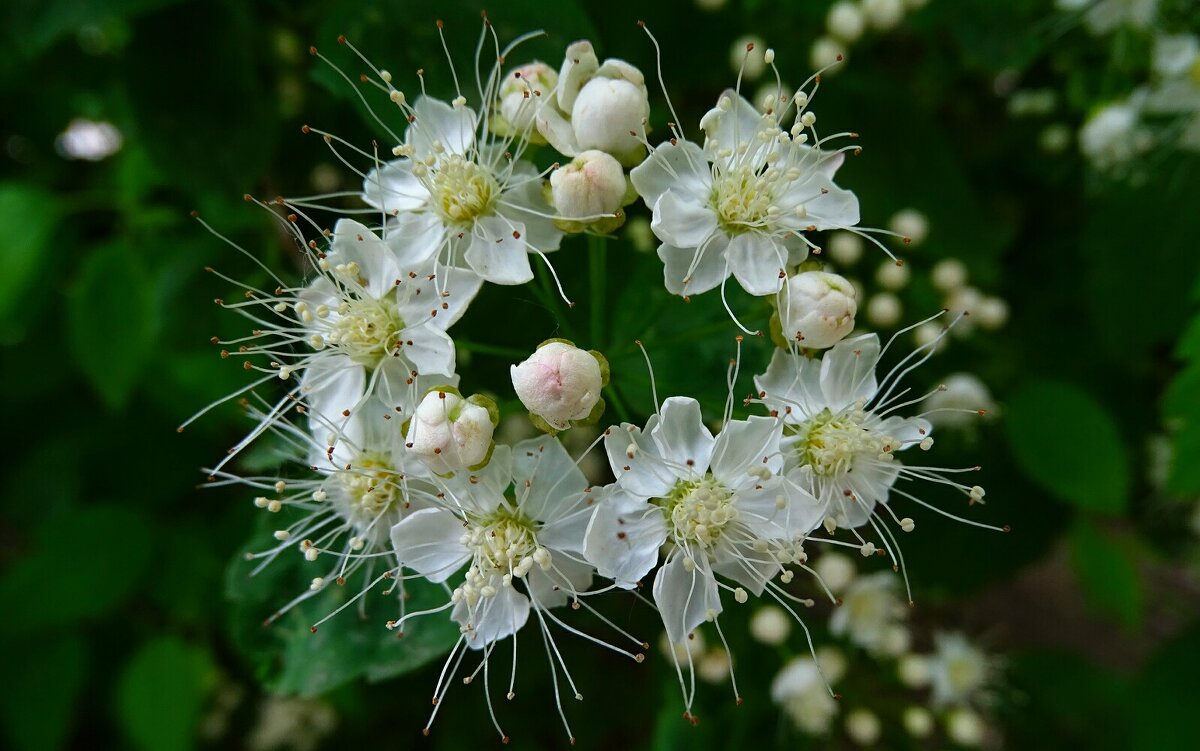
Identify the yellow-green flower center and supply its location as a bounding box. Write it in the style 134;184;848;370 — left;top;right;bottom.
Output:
655;474;736;548
431;155;500;223
791;408;882;477
339;452;400;519
328;294;404;368
712;166;774;232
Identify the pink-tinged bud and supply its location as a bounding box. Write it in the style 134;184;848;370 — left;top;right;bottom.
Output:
406;388;498;474
511;341;606;431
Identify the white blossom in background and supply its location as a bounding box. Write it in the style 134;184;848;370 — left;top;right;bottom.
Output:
813;551;857;593
405;387;498;475
749;605;793;645
771;648;846;734
1151;34;1199;78
845;707;882;745
928;632;993;706
875;260;910;290
888;208;929;246
902;706;934;738
866;292;902;328
828;230;864;266
811;37;849;71
829;571;908;654
926;373;997;430
1062;0;1159;35
827;2;866;43
1079;94;1153;170
863;0;906;31
729;35;768;79
631;82;861;309
511;340;608;431
536;40;650;167
898;653;932;688
776;270;858;349
931;258;968;292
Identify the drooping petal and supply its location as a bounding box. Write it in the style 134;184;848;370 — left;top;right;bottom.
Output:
629;139;711;205
725;231;786;295
819;333;881;409
453;576;530;649
464;215;534;284
709;415;783;487
653;548;722;645
582;486;668;588
389;508;470;583
604;422;677;498
658;233;731;296
650;397;716;478
395;324;454;376
650;189;718;249
524;552;595;610
535;105;579;158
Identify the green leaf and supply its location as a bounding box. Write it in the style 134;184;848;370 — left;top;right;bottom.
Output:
1130;627;1200;751
0;183;59;336
1005;380;1129;514
67;242;155;410
115;637;217;751
1068;520;1142;629
0;504;152;636
0;635;88;751
225;519;458;696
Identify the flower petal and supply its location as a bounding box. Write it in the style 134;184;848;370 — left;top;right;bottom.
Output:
512;436;588;524
653;549;721;645
710;415;783;486
604;421;677;498
754;348;825;420
385;211;446;268
658;233;730;296
464;215;534;284
362;159;429;213
650;189;718;249
726;231;786;295
453;575;530;648
407;96;477;159
650;397;716;478
582;486;668;588
389;508;470;583
329;219;401;299
524;552;595;610
819;333;881;409
630;139;711;205
396;324;455;376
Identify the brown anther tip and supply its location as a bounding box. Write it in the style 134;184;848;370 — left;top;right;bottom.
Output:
568;301;576;309
637;19;645;27
336;576;346;586
308;46;317;56
337;34;347;44
359;73;369;82
832;692;843;701
310;626;318;633
501;737;510;745
189;209;199;218
242;193;253;201
422;729;431;737
736;697;744;706
1003;524;1012;533
895;258;905;266
903;236;913;245
746;42;755;51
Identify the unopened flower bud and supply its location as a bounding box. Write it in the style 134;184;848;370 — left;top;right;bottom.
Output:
777;271;857;349
550;150;628;233
511;340;608;431
407;388;498;474
495;62;558;141
571;72;649;164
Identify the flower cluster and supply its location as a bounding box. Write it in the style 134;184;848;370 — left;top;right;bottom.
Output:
189;16;1004;743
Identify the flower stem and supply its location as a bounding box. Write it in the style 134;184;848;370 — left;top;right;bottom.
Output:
588;233;607;348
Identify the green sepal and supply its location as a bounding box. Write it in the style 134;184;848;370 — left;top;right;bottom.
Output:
423;384;462;399
767;309;789;349
467;440;496;472
572;397;607;428
528;411;560;436
467;393;501;427
589;349;611;387
537;337;576;349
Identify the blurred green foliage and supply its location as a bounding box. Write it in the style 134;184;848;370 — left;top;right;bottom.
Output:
1;0;1198;749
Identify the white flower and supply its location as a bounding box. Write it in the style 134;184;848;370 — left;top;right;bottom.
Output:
696;649;732;683
827;230;864;265
945;708;987;746
866;292;902;327
931;258;968;292
1152;34;1199;78
729;35;768;80
586;397;803;646
389;437;596;648
875;260;910;290
1078;0;1158;35
776;271;858;349
771;649;845;733
1079;96;1152;170
829;571;907;653
926;373;996;430
928;632;992;706
362;94;564;285
511;341;607;431
976;296;1009;330
813;551;856;593
536;41;650;166
811;37;848;71
898;653;931;688
295;219;480;428
405;387;498;475
753;329;1001;543
827;2;865;43
549;150;629;233
492;61;558;142
902;706;934;738
888;208;928;246
749;605;793;645
863;0;906;31
845;708;882;745
631;89;860;303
